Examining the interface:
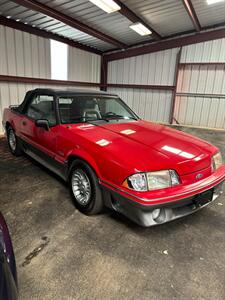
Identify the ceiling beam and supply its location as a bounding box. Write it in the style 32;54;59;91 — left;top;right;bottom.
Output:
104;27;225;61
182;0;201;31
0;74;175;91
114;0;161;40
0;16;102;55
180;62;225;66
10;0;127;49
111;21;225;51
0;75;101;87
106;83;174;90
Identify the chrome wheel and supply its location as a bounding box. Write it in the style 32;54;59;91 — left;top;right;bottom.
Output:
71;169;91;206
9;129;16;152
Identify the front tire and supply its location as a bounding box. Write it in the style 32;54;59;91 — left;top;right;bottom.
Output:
7;126;23;156
69;160;103;215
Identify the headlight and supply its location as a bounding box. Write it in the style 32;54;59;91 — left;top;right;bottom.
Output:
122;170;180;191
212;152;223;171
125;173;148;191
147;170;180;190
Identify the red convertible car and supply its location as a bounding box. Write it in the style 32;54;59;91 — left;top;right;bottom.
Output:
3;88;225;226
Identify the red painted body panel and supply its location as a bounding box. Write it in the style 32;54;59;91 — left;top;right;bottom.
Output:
3;107;225;207
101;165;225;205
56;120;217;184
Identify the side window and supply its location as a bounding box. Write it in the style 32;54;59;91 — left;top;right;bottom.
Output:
58;98;73;124
26;95;56;126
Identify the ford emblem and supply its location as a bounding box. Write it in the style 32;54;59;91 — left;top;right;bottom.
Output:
196;173;203;179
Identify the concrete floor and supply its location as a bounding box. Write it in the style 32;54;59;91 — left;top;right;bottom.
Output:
0;126;225;300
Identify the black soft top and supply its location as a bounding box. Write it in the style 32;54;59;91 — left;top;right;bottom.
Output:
17;88;118;113
31;88;116;96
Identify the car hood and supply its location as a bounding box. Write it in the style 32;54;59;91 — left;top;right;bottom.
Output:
69;120;217;176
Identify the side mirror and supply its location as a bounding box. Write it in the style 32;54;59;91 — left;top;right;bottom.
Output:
35;119;49;131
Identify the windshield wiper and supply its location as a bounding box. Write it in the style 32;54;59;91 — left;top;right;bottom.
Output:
103;116;137;121
64;116;137;124
126;116;138;120
64;117;109;124
86;118;109;123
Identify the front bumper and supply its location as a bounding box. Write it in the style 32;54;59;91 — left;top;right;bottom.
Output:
101;175;225;227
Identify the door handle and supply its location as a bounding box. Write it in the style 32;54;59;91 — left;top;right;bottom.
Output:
22;121;27;126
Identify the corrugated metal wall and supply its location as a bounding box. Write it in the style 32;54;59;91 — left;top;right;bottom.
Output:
174;38;225;128
1;23;225;132
181;38;225;63
0;25;51;78
0;25;51;134
68;47;101;83
108;48;179;85
108;38;225;129
107;48;179;123
174;65;225;128
107;87;173;123
0;24;101;134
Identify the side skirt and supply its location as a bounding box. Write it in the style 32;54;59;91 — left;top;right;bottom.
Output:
20;139;67;181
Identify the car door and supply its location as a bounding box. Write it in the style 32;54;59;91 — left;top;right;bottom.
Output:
19;93;40;148
21;93;58;159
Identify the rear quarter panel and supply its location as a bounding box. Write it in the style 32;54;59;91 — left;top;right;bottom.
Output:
3;108;22;135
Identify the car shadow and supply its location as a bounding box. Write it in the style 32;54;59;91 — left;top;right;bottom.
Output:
106;204;225;236
11;148;225;237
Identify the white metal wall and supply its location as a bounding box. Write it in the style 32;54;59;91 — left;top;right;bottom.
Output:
1;23;225;133
174;65;225;128
0;25;101;82
181;38;225;63
0;25;101;134
108;48;179;85
0;25;51;134
68;47;101;83
107;87;173;123
108;48;179;123
108;38;225;129
0;25;51;78
174;38;225;128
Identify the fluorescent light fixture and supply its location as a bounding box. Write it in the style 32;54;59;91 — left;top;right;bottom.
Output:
89;0;121;13
207;0;224;4
129;22;152;36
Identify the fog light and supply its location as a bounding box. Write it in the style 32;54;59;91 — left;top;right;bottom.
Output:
152;208;167;223
152;209;161;220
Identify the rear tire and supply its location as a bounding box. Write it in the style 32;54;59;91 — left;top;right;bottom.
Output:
7;126;23;156
69;160;103;215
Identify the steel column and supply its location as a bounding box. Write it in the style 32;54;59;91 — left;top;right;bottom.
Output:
169;49;182;124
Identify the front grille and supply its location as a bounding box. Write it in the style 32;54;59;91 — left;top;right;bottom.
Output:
192;189;213;207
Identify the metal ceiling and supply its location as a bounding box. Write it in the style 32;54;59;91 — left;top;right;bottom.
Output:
192;0;225;28
37;0;154;45
0;0;224;53
122;0;195;36
0;0;114;51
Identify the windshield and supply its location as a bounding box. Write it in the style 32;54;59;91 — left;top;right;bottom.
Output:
58;95;139;124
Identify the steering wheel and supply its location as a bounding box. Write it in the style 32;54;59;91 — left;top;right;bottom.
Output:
104;112;117;117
